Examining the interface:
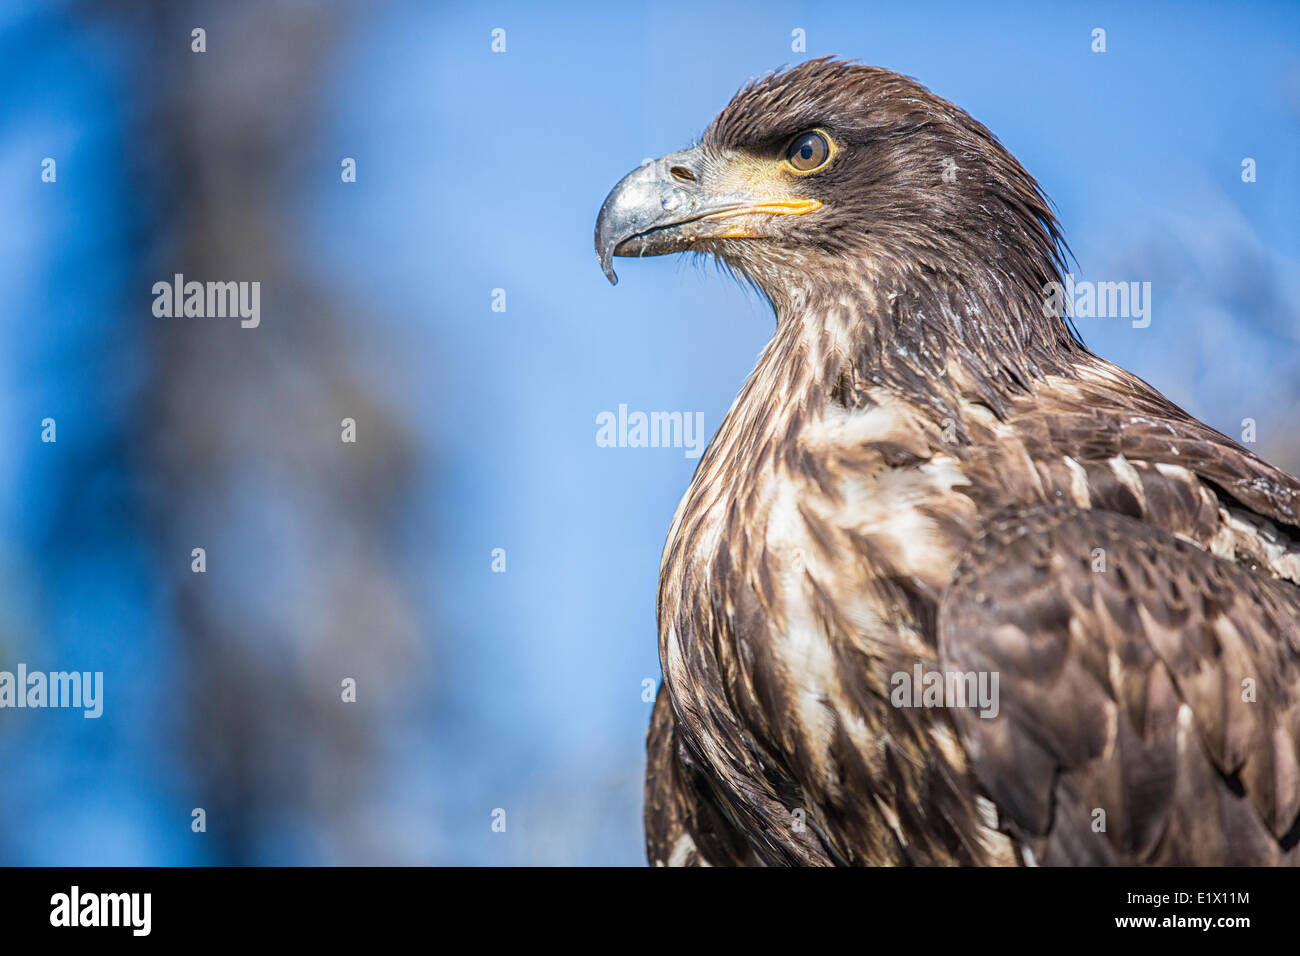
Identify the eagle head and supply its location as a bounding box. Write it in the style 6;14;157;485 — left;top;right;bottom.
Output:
596;57;1065;311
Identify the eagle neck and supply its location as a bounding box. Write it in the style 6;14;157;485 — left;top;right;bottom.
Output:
759;260;1084;432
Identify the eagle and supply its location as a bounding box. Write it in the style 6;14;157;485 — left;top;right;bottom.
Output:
594;59;1300;866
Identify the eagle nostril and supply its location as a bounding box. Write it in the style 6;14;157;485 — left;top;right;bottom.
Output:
670;165;697;184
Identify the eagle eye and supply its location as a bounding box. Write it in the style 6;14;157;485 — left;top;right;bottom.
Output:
784;130;832;173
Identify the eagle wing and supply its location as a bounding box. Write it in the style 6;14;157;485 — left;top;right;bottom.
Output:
645;683;757;866
939;503;1300;864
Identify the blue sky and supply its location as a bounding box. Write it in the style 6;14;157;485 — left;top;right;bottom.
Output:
1;0;1298;865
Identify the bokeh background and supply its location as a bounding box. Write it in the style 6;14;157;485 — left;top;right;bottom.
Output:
0;0;1297;865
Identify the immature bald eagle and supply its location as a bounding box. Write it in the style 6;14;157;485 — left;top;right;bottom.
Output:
595;59;1300;866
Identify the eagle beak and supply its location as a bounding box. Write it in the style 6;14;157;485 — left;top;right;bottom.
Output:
595;147;821;285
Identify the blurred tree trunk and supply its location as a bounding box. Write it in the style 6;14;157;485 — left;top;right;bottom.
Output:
107;0;424;863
